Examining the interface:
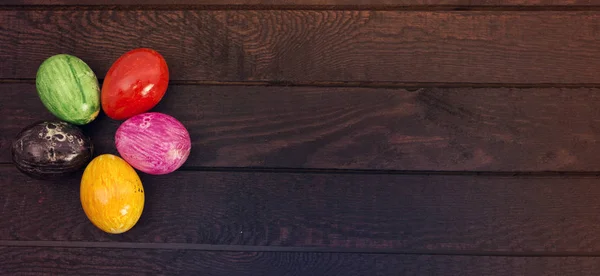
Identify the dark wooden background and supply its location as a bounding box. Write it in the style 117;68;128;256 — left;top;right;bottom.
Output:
3;1;600;275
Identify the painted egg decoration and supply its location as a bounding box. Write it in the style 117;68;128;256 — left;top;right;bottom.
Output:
11;121;93;180
101;48;169;120
115;112;191;175
80;154;145;234
36;54;100;125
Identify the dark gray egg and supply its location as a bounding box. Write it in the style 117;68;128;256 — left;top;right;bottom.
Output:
11;121;94;180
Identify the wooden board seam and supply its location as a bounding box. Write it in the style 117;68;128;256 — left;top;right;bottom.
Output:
4;5;600;11
3;79;600;89
4;163;600;177
1;240;598;257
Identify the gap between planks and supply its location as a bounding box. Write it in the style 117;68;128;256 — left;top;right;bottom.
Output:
2;163;600;177
2;240;600;257
4;5;600;11
3;79;600;89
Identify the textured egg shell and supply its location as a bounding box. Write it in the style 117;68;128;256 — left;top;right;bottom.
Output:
115;112;191;175
11;121;93;180
80;154;144;234
36;54;100;125
101;48;169;120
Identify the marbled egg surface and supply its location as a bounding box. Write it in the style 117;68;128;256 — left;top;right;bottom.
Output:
80;154;144;234
115;112;191;175
36;54;100;125
11;121;93;179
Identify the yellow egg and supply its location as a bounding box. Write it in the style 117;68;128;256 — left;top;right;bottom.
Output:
80;154;144;234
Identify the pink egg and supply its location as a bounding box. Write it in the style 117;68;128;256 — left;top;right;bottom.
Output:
115;112;191;175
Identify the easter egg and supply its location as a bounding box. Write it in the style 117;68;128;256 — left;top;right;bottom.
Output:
11;121;93;180
115;112;191;175
80;154;144;234
36;54;100;125
101;48;169;120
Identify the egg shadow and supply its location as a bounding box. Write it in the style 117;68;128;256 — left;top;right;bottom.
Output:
80;111;120;158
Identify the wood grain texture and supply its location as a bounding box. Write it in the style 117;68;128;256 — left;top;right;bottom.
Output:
2;10;600;83
5;247;600;276
4;165;600;252
2;0;598;7
4;83;600;171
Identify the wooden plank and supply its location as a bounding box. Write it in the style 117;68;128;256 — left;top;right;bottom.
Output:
4;83;600;171
4;165;600;252
2;0;598;7
2;10;600;83
4;247;599;276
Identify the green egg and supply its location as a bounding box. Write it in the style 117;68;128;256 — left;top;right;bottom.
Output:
36;54;100;125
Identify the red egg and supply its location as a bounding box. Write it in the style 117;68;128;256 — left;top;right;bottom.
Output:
101;48;169;120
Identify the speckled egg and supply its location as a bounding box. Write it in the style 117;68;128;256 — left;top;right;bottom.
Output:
115;112;191;175
80;154;144;234
11;121;93;179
